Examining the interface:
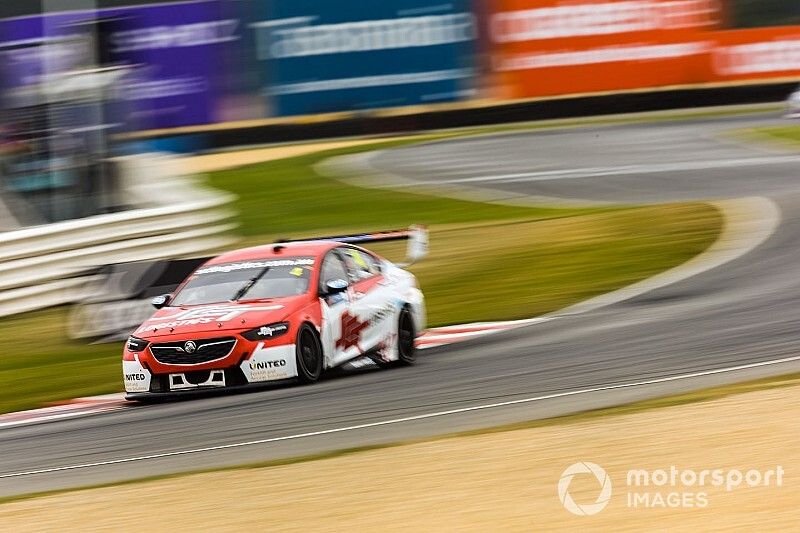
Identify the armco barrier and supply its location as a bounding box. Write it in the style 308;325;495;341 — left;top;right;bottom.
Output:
0;154;236;317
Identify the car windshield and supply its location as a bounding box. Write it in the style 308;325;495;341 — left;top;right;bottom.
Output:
170;257;315;306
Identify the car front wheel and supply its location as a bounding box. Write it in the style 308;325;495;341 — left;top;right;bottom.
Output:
296;323;323;383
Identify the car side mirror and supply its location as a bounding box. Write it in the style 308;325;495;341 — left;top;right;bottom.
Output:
325;279;348;295
151;294;171;309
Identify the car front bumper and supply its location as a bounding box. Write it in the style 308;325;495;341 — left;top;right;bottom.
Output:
123;343;297;395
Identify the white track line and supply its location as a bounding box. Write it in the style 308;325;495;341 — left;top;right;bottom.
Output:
0;407;122;430
393;156;800;186
3;354;800;479
418;330;512;342
0;398;127;430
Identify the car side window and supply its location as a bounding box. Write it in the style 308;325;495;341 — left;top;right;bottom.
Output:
319;251;349;293
340;247;378;282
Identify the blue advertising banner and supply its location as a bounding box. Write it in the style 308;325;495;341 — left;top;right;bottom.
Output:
0;0;239;129
253;0;477;116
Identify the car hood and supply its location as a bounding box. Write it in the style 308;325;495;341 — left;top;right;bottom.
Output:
133;296;308;340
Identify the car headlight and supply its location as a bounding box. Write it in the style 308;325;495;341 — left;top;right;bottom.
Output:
241;322;290;341
126;336;149;352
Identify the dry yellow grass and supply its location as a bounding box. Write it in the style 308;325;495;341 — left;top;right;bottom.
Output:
2;382;798;531
183;139;393;174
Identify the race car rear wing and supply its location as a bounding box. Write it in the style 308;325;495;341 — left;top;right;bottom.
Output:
281;225;428;267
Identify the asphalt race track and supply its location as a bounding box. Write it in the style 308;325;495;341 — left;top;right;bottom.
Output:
4;112;800;497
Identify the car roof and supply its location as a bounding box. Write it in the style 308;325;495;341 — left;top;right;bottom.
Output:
204;240;342;265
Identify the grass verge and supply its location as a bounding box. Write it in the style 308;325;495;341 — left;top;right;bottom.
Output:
737;125;800;149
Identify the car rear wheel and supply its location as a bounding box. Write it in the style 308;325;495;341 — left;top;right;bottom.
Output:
296;323;323;383
397;307;416;365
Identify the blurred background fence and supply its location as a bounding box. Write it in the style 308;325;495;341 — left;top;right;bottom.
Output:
2;1;799;192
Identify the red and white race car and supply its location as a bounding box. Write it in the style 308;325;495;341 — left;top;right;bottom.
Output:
788;85;800;119
122;227;427;399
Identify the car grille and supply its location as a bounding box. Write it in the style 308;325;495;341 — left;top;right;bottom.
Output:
150;337;237;365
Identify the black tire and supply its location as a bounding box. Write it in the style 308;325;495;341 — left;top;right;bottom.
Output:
296;323;323;383
397;307;416;366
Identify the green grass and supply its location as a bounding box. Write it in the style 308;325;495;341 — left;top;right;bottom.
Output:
366;208;719;325
0;309;122;413
745;125;800;147
0;132;722;414
205;139;592;237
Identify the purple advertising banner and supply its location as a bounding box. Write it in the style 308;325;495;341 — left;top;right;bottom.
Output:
0;0;239;129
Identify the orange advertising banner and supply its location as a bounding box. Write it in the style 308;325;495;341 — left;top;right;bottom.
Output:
487;0;722;98
711;26;800;81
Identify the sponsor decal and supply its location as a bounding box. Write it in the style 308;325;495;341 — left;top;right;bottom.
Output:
486;0;721;98
111;19;239;52
496;42;708;71
367;304;394;325
254;0;476;116
266;70;473;96
195;258;314;275
346;357;378;369
491;0;718;43
242;322;290;341
249;359;287;370
335;311;369;353
258;13;475;60
126;336;148;352
0;0;239;130
246;343;296;381
120;74;207;100
140;304;284;331
714;39;800;76
123;360;151;392
258;324;287;337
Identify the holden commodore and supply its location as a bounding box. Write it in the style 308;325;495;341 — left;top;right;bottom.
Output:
123;227;427;399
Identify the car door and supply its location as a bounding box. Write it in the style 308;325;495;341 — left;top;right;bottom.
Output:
339;247;395;360
318;249;354;367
